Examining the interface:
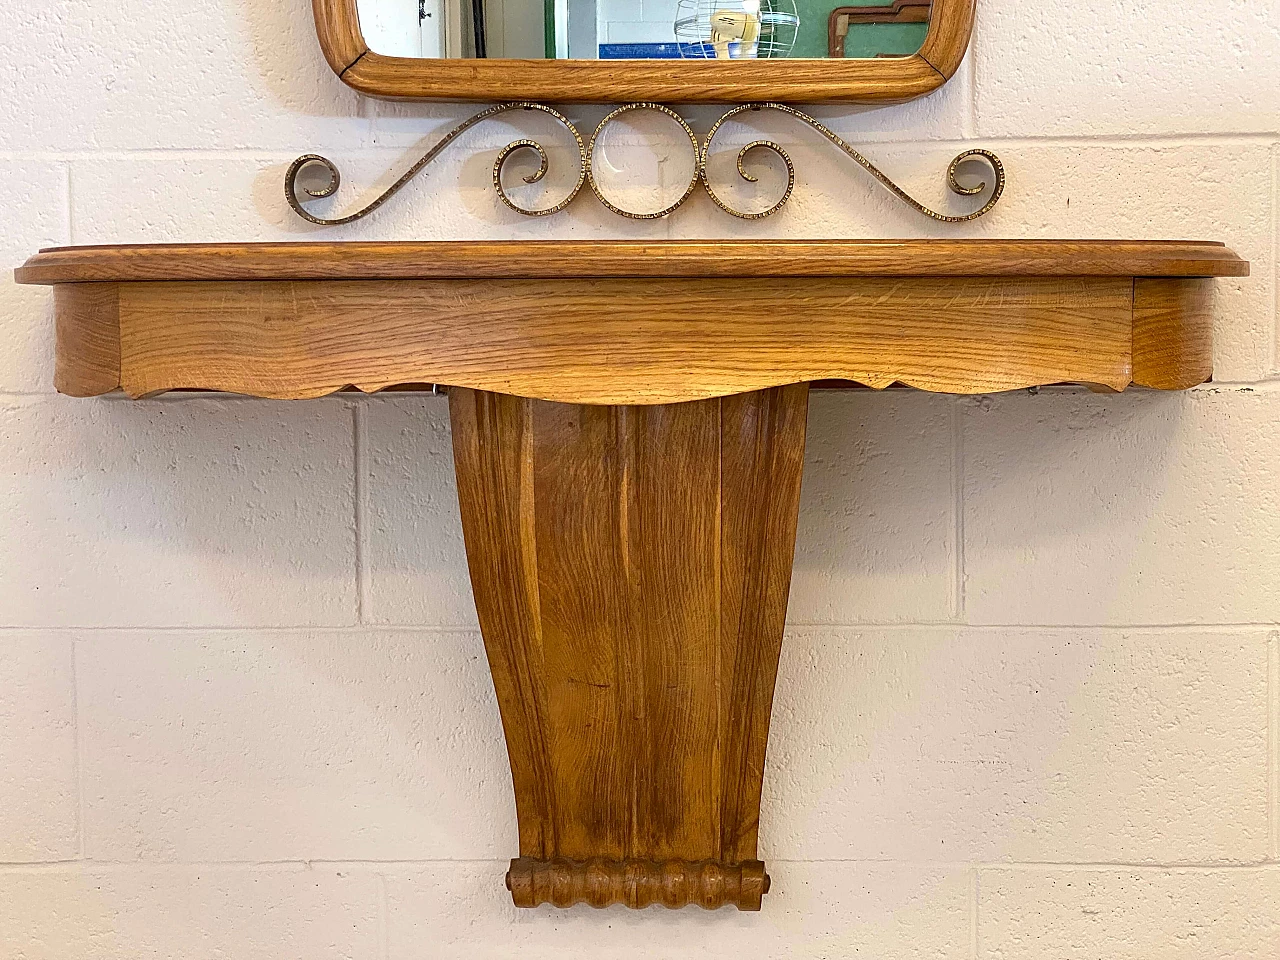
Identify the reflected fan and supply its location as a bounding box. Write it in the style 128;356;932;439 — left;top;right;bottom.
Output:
674;0;800;59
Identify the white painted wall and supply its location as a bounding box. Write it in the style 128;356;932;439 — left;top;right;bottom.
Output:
599;0;679;46
356;0;426;57
1;0;1278;956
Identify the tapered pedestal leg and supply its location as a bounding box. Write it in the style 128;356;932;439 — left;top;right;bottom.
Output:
449;384;808;910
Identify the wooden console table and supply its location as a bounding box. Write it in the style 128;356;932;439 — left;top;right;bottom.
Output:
17;239;1247;910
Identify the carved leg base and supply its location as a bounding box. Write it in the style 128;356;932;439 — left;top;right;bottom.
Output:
506;857;771;910
449;385;808;910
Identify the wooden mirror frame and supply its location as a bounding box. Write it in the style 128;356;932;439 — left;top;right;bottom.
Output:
312;0;974;102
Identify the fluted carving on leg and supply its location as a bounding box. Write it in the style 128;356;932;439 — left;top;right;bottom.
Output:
507;857;771;910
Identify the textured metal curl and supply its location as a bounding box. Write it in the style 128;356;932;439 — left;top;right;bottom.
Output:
286;102;586;224
285;100;1004;225
705;103;1004;222
587;103;701;220
700;128;796;220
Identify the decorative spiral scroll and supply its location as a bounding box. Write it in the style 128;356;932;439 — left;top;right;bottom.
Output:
285;102;586;224
587;103;702;220
286;100;1004;225
700;132;796;220
705;102;1004;222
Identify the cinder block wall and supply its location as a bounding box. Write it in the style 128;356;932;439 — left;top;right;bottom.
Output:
1;0;1277;956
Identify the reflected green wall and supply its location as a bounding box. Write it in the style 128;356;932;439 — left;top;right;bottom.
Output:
783;0;928;59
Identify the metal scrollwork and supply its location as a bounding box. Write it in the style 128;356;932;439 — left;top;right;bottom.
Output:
286;102;586;224
703;103;1003;222
587;102;702;220
286;100;1004;225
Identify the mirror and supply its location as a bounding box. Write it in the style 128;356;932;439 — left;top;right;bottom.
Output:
311;0;970;102
356;0;931;60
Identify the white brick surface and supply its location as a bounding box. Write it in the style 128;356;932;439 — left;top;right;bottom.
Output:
963;389;1280;625
765;627;1270;863
0;396;356;627
0;867;381;960
1273;631;1279;862
0;0;369;152
974;0;1280;138
361;396;477;627
790;391;954;623
978;867;1280;959
70;155;355;245
1275;143;1280;377
69;145;658;244
79;629;511;860
0;634;78;861
385;861;971;960
0;162;67;394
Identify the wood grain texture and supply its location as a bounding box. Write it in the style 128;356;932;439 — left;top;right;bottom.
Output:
916;0;972;79
54;283;121;397
1131;278;1215;390
450;384;808;909
106;276;1137;401
310;0;968;102
17;239;1250;284
311;0;368;78
717;387;809;861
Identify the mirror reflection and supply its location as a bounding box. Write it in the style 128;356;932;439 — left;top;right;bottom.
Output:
358;0;930;59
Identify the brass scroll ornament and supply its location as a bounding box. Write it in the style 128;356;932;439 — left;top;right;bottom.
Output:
286;101;1004;224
